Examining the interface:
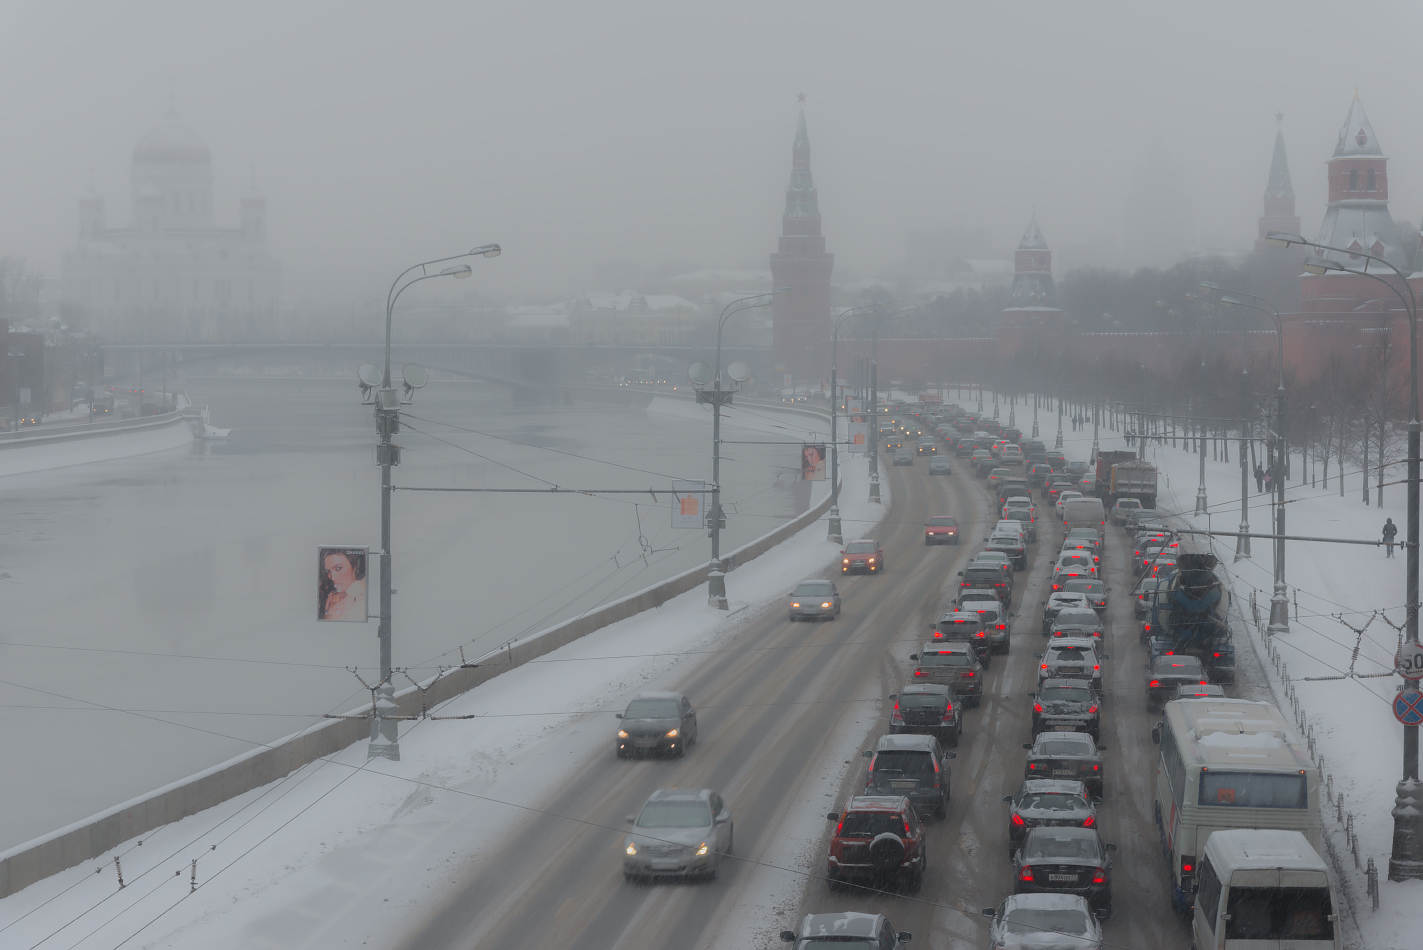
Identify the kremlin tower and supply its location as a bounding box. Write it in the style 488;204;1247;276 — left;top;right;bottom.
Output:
769;100;834;384
1255;115;1301;253
1008;216;1056;308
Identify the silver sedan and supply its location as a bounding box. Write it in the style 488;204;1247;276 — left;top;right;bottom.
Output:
623;788;733;882
789;579;842;621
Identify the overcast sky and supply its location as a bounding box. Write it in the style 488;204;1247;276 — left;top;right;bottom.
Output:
2;0;1421;302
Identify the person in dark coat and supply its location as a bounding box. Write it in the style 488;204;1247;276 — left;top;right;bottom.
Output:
1384;517;1398;558
1254;463;1265;493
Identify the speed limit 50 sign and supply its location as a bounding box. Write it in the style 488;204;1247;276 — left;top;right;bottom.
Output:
1400;642;1423;680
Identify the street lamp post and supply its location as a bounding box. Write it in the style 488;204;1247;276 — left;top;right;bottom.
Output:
1055;394;1064;448
828;306;877;543
1032;390;1040;438
705;290;788;610
1214;287;1289;636
1201;283;1253;561
866;307;917;505
1268;230;1423;880
365;244;499;760
1309;404;1317;487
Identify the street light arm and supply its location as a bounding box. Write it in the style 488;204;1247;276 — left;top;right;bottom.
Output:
1268;233;1418;319
384;247;499;386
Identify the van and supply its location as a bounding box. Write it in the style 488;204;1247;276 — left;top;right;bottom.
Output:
1193;829;1340;950
1061;497;1107;542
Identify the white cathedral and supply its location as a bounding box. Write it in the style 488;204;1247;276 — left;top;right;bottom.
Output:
60;107;280;340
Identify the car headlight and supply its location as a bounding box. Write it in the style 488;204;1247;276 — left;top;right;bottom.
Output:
666;729;678;738
821;602;832;608
868;558;875;563
843;559;850;564
696;842;710;856
626;842;637;855
617;729;628;738
791;602;800;607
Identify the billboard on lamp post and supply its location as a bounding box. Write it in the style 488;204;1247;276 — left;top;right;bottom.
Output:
672;480;707;528
318;546;369;622
848;421;868;454
801;443;827;480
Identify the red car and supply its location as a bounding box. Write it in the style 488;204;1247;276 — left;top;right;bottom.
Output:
825;795;928;891
842;539;885;574
924;516;960;545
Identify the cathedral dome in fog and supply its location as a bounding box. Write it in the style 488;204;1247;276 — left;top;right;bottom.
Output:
132;109;211;165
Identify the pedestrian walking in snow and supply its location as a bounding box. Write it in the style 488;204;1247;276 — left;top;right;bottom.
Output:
1383;517;1398;558
1254;463;1265;493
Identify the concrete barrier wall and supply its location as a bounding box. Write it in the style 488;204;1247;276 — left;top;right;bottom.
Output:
0;463;839;898
0;409;191;448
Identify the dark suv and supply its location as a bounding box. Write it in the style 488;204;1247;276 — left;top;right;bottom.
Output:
889;683;963;745
910;643;984;705
1032;678;1102;739
861;733;955;818
1023;731;1105;798
1003;779;1099;857
959;565;1012;605
931;610;991;666
825;795;929;890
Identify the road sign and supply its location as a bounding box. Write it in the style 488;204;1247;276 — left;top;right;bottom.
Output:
1394;688;1423;726
1400;642;1423;680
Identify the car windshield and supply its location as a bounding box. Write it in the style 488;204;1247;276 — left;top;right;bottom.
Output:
636;801;710;828
794;582;834;596
1039;687;1093;703
1007;511;1031;521
1025;833;1100;860
1019;792;1086;811
624;699;680;719
898;693;948;709
1037;736;1093;756
919;653;971;667
1003;908;1090;936
874;750;935;774
838;811;911;837
928;517;957;526
845;542;877;554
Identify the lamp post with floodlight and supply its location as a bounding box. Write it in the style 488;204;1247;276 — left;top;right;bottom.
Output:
1268;229;1422;881
1198;283;1253;561
361;244;500;761
828;306;877;543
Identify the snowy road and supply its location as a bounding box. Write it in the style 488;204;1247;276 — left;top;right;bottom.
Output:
388;446;1216;949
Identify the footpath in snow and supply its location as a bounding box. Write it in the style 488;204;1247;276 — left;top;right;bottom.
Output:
1081;419;1422;949
0;455;885;950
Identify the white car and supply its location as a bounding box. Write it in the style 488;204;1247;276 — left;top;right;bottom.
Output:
1051;554;1098;586
1055;491;1083;520
984;893;1104;950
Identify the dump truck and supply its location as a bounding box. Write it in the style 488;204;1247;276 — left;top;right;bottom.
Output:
1094;450;1156;509
1145;552;1235;683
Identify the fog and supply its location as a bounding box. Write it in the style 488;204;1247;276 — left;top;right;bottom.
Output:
3;0;1423;306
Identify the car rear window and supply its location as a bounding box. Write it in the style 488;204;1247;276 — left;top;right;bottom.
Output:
839;811;910;837
636;801;711;828
874;750;935;774
1039;686;1093;703
1049;646;1093;660
919;653;971;667
1153;657;1204;675
1037;736;1094;755
1005;908;1090;936
1024;833;1101;861
845;541;877;553
898;693;948;709
1063;580;1105;595
1055;610;1100;627
624;700;680;719
1019;791;1087;811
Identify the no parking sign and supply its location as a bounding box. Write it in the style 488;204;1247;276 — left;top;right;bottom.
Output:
1394;688;1423;726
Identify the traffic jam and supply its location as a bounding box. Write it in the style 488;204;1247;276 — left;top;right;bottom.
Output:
617;401;1337;950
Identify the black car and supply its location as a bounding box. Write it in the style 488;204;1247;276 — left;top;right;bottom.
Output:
954;439;977;458
889;683;963;746
1023;731;1105;798
1145;654;1208;709
959;565;1013;605
1027;463;1053;488
862;733;955;818
1012;826;1115;915
909;643;984;705
1003;779;1099;856
997;477;1031;503
985;534;1028;572
930;610;992;667
1061;578;1109;614
1032;679;1102;739
616;691;698;758
1040;592;1092;636
1049;608;1105;643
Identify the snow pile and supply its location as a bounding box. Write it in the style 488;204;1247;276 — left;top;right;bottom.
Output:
0;456;886;950
0;418;194;479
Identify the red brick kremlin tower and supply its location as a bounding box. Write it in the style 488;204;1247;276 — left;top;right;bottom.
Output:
769;98;834;385
1255;114;1301;253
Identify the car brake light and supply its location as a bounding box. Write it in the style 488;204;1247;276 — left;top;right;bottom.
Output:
1093;664;1099;670
914;670;924;676
1083;814;1095;827
1181;860;1195;873
1088;705;1098;714
1093;765;1100;771
1033;702;1043;713
1214;652;1221;658
1011;812;1025;826
1092;867;1107;883
1200;680;1208;685
963;670;975;677
1040;663;1048;670
1019;864;1034;881
836;818;845;835
1149;680;1159;687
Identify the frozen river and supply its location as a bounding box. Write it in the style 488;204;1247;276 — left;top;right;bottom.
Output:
0;375;829;851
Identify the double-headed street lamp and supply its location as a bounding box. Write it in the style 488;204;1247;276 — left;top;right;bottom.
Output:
1198;284;1253;561
865;306;918;504
1267;229;1423;880
1211;285;1289;636
828;306;878;543
362;244;500;760
703;289;789;610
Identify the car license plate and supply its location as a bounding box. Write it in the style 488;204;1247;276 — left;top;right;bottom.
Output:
1052;769;1074;776
1048;873;1077;882
1052;725;1077;732
891;781;917;789
635;739;657;748
651;860;681;871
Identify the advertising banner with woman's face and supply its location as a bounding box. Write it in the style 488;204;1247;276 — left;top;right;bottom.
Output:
318;546;369;621
800;443;826;481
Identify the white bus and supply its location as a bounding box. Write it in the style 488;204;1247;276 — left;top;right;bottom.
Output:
1150;699;1321;913
1193;829;1340;950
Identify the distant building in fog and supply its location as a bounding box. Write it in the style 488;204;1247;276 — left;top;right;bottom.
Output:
60;107;280;340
